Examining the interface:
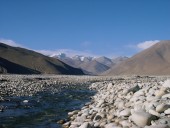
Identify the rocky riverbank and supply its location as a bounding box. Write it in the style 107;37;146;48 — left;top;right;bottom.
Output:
0;75;114;98
1;75;170;128
63;76;170;128
0;75;115;128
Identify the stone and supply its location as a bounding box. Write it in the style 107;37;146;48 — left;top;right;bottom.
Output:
131;126;141;128
131;110;157;127
68;110;79;116
94;122;100;127
148;109;160;117
93;114;102;122
162;94;170;99
69;124;77;128
119;108;131;117
79;122;91;128
155;88;167;97
134;90;144;96
75;115;86;122
164;108;170;114
105;123;117;128
100;121;107;127
144;124;170;128
127;85;140;93
23;100;29;103
107;114;114;120
96;100;105;107
163;79;170;88
57;119;65;124
156;104;170;113
146;95;157;101
119;120;131;127
71;121;82;126
107;83;113;90
63;122;70;127
159;118;170;124
117;101;125;108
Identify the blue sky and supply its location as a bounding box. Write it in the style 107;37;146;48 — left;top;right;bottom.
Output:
0;0;170;58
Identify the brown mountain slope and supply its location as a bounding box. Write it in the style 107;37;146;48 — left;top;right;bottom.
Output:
0;57;40;74
0;43;84;75
105;40;170;75
57;57;110;75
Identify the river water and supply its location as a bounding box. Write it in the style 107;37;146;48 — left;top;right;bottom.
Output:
0;88;95;128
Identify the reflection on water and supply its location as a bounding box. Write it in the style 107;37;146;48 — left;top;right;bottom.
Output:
0;88;95;128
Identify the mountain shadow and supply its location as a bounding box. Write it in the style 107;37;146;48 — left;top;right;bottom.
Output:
0;43;84;75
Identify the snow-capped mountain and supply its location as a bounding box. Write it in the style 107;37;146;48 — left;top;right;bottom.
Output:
52;53;128;75
51;53;95;62
94;56;114;67
72;55;94;62
50;53;67;59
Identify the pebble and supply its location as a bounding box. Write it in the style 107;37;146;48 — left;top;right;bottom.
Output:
162;94;170;99
96;100;105;107
131;110;157;127
105;123;117;128
119;108;131;117
79;122;91;128
127;85;140;93
162;79;170;88
164;108;170;114
93;114;102;122
144;124;170;128
156;104;170;113
23;100;29;103
148;109;160;117
155;88;167;97
57;119;65;124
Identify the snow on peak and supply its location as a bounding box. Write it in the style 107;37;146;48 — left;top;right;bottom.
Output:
72;55;94;61
80;56;85;61
50;53;67;59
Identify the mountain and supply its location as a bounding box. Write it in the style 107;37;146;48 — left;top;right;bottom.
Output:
0;57;40;74
73;55;94;63
79;60;110;75
94;56;114;67
105;40;170;75
0;43;84;75
112;56;129;64
52;53;67;59
52;54;128;75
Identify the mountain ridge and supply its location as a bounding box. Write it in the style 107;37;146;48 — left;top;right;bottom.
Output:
0;43;84;75
105;40;170;75
52;54;128;75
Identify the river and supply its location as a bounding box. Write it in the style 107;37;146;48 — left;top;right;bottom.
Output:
0;88;95;128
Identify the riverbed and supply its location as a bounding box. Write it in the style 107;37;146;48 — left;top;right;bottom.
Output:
0;88;95;128
0;75;113;128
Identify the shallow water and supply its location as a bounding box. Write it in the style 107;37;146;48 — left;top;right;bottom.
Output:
0;88;95;128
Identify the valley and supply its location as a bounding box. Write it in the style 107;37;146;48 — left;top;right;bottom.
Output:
1;1;169;127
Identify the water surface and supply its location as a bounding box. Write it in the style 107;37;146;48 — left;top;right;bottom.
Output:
0;88;95;128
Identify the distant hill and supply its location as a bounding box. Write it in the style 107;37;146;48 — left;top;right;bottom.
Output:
0;43;84;75
52;54;128;75
94;56;114;67
105;40;170;75
79;60;110;75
